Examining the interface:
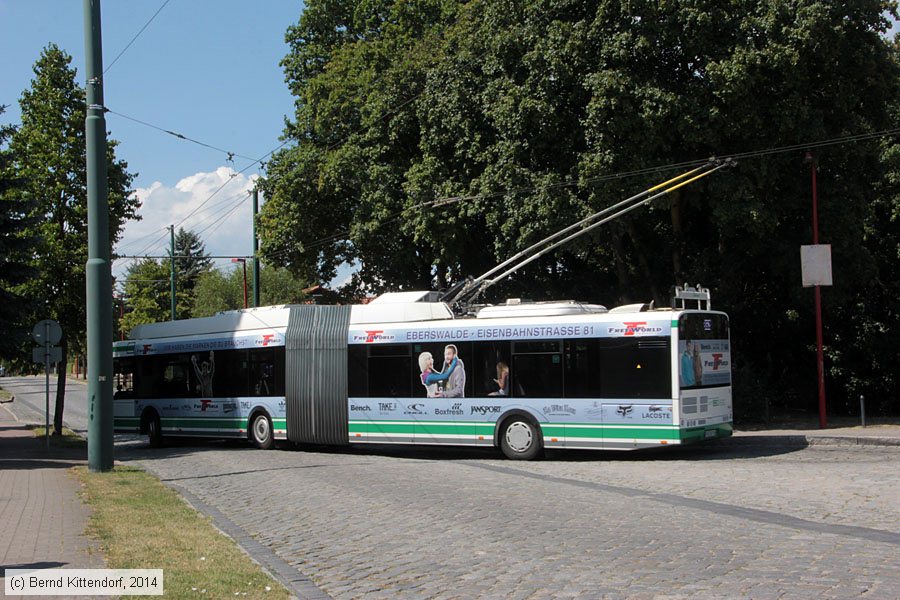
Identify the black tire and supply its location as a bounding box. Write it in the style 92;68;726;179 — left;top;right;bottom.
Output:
146;411;164;448
499;416;543;460
250;412;274;450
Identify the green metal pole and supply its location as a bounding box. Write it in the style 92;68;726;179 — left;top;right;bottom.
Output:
84;0;113;472
169;225;176;320
252;188;260;307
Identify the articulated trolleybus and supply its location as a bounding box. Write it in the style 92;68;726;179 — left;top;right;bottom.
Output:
113;285;731;459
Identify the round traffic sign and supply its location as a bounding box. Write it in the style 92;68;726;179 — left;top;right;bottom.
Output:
32;319;63;345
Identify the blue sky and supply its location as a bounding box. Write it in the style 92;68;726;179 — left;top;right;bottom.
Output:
0;0;303;281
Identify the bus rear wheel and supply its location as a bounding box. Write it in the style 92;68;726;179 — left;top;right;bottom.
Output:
499;416;542;460
146;411;163;448
250;413;274;450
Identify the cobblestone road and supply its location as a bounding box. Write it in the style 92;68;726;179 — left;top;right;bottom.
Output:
116;440;900;599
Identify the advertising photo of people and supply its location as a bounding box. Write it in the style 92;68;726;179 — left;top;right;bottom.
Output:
680;340;702;388
417;344;466;397
192;350;215;397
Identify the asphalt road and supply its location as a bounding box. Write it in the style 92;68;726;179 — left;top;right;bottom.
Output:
3;376;898;598
0;375;90;435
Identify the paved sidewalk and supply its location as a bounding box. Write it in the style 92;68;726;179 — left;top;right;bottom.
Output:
0;404;103;598
732;420;900;447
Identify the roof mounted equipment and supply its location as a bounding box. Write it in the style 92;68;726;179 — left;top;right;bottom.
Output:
673;284;711;311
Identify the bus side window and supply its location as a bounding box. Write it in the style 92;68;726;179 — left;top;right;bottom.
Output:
348;345;368;397
368;344;411;398
163;357;192;398
113;358;135;399
598;338;670;399
511;341;563;398
249;348;274;397
472;341;511;397
564;339;598;398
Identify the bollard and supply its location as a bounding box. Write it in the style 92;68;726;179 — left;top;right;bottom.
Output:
860;394;866;428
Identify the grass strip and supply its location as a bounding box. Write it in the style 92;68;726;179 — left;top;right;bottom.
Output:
76;466;291;600
29;425;87;448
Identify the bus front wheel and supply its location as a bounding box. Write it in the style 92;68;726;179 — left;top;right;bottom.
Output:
499;416;543;460
250;413;274;450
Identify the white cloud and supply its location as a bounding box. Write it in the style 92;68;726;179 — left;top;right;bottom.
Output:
114;167;259;282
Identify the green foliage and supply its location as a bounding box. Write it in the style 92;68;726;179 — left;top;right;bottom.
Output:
168;227;212;318
261;0;900;416
192;264;309;318
0;105;37;357
119;259;171;335
9;44;139;355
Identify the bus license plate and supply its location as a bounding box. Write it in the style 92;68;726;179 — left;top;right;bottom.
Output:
704;430;717;439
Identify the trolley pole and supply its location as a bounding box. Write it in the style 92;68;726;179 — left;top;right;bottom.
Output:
84;0;114;471
252;188;260;307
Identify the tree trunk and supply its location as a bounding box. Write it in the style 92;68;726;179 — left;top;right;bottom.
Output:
53;335;67;435
611;228;630;304
670;194;684;280
623;220;663;306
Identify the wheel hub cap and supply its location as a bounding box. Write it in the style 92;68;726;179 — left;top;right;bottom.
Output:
506;422;533;453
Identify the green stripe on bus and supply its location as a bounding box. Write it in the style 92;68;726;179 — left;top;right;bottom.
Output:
541;425;681;440
349;421;684;440
350;422;494;436
160;418;247;429
680;423;733;442
116;416;287;430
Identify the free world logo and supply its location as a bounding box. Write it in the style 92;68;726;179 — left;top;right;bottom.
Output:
704;353;729;370
607;322;664;336
256;334;277;347
353;330;397;343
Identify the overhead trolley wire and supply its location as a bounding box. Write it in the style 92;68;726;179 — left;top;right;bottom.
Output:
172;138;290;232
106;110;258;163
195;192;252;238
115;225;170;254
128;227;173;259
103;0;174;75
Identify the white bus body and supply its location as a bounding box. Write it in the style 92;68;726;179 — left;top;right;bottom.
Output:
114;292;731;458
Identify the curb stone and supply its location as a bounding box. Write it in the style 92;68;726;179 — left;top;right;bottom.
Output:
726;434;900;448
135;461;332;600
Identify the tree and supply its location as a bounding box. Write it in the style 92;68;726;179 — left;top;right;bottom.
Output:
0;105;37;359
10;45;139;433
192;264;308;318
260;1;900;416
119;259;171;335
168;227;212;318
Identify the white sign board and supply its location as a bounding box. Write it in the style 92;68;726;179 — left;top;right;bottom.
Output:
800;244;833;287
